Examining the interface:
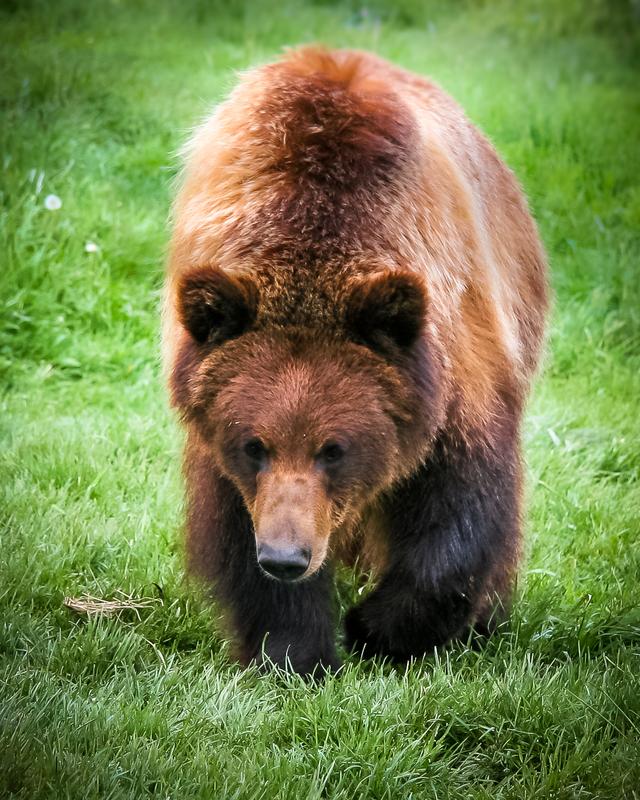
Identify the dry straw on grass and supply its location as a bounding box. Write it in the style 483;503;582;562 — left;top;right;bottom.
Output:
63;592;162;620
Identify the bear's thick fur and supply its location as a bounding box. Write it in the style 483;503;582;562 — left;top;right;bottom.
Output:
163;48;549;675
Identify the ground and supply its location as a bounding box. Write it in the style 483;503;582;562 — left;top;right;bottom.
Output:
1;1;639;798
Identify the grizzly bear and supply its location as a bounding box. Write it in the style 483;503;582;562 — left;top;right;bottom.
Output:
163;47;549;676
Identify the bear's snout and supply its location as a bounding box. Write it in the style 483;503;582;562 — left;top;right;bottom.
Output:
257;542;311;582
252;470;333;579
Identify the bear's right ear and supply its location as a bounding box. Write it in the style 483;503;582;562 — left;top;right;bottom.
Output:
177;267;258;346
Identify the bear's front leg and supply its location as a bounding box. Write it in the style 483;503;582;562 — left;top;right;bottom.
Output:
185;442;340;677
345;424;521;662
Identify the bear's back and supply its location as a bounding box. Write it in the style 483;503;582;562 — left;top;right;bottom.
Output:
165;47;549;429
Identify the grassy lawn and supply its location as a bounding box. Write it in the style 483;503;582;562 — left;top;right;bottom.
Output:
1;1;639;797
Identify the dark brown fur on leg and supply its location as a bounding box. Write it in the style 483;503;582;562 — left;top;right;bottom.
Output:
344;414;521;661
185;435;340;677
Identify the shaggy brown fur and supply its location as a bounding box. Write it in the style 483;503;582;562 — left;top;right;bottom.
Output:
163;47;549;675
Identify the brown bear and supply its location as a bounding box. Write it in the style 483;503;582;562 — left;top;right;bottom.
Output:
163;47;549;676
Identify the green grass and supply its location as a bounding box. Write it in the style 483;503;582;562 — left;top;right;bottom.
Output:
1;1;639;797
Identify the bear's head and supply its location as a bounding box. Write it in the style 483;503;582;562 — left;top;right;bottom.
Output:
172;266;441;582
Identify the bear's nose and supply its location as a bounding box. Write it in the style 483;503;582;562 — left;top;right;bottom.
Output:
257;543;311;582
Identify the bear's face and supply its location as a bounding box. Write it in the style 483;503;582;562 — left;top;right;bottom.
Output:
210;338;406;580
174;267;436;581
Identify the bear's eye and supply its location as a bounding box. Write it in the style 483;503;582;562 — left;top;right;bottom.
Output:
244;438;268;463
317;442;345;465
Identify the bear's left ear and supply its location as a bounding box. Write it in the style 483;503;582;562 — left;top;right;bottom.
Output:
177;266;258;346
345;270;427;354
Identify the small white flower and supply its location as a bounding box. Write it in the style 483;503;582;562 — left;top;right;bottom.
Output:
44;194;62;211
84;241;99;253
